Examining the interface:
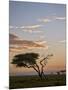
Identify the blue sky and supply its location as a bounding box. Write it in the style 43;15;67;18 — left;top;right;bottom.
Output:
9;1;66;42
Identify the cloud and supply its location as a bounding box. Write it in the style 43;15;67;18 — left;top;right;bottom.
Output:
20;24;42;29
9;24;42;30
35;40;48;49
9;34;18;40
9;45;28;52
38;16;66;23
9;26;14;29
22;29;42;33
22;29;33;33
38;18;51;23
9;33;48;52
35;40;47;45
58;40;66;43
10;16;66;31
55;17;66;20
20;25;42;33
15;26;19;29
9;24;42;33
39;35;45;39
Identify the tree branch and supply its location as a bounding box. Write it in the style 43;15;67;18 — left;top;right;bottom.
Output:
32;66;39;73
35;63;40;73
39;54;53;77
40;54;53;65
25;64;39;73
40;60;44;75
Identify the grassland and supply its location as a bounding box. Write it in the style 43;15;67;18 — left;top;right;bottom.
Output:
9;74;66;89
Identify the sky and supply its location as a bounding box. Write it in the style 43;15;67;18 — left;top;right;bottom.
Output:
9;1;66;76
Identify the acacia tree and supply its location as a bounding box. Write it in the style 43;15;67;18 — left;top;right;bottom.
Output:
11;53;53;80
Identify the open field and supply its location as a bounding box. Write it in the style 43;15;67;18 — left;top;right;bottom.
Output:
9;74;66;89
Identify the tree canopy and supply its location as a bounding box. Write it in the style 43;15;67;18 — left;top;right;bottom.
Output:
11;53;39;67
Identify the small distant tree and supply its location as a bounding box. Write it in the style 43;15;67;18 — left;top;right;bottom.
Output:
56;71;60;75
11;53;53;80
59;70;66;75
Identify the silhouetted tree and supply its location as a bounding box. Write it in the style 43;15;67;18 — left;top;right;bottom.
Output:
11;53;53;80
59;70;66;75
56;71;60;75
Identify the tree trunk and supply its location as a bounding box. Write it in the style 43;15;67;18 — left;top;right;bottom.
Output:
38;72;43;80
26;65;45;80
42;72;46;79
38;73;43;80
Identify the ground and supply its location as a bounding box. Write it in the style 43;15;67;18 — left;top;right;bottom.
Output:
9;74;66;89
